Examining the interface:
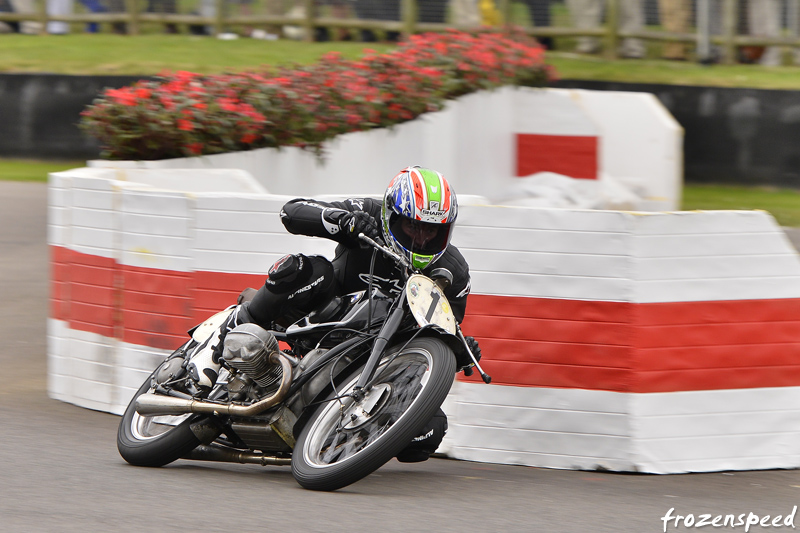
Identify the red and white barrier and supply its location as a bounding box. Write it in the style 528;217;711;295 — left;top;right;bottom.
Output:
443;206;800;473
48;167;800;473
88;87;683;211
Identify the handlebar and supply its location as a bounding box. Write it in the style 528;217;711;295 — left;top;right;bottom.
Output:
358;233;415;273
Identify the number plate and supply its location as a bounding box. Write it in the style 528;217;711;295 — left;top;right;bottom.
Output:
405;274;456;334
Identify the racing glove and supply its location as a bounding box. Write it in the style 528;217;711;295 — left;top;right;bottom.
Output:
460;335;482;376
465;336;482;363
338;211;382;247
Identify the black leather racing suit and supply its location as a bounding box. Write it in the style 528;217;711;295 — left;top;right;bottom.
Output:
275;196;471;322
237;196;469;462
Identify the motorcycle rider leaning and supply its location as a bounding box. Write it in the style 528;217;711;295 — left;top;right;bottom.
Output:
211;165;482;463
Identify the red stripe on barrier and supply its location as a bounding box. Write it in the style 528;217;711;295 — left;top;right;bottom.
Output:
192;271;264;323
49;247;117;337
459;294;800;393
120;264;193;349
50;246;800;393
516;134;598;179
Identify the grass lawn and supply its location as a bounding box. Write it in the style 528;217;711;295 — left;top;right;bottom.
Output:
682;184;800;227
547;53;800;90
3;34;800;90
0;159;85;182
0;34;395;75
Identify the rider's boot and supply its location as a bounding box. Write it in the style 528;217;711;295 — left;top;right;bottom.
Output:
395;408;448;463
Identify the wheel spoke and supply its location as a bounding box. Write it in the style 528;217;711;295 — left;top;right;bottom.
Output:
304;350;433;467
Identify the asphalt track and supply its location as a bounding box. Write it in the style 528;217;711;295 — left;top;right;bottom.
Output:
3;181;800;533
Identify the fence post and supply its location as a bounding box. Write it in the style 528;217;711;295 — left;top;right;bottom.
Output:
126;0;140;36
36;0;47;35
789;0;799;63
213;0;224;36
402;0;416;40
303;0;315;42
498;0;511;26
604;0;620;59
722;0;737;64
696;0;711;62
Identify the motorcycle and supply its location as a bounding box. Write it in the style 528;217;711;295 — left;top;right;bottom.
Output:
117;234;491;491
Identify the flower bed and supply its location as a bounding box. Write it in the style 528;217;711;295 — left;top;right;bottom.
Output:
79;30;553;161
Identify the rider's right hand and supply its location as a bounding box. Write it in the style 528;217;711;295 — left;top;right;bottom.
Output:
338;211;382;247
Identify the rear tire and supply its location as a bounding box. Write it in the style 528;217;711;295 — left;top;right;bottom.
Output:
117;345;207;467
291;337;456;491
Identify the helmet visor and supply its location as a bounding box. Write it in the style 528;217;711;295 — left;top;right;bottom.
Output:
389;213;453;257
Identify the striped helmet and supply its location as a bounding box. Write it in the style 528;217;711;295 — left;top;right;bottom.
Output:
381;166;458;269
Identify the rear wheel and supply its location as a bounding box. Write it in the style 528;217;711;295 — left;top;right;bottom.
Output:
117;343;215;467
291;337;456;491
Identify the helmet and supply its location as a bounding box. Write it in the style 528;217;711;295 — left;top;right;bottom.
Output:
381;166;458;269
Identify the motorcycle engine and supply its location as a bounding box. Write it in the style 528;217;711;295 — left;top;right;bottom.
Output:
222;323;283;388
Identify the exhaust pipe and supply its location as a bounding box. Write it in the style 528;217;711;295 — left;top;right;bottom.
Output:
135;352;293;417
184;444;291;466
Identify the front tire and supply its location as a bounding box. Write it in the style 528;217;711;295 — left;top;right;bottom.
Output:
117;345;206;467
291;337;456;491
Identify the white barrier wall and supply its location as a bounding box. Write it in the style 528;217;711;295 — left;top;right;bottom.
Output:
443;206;800;473
88;87;683;211
48;168;800;474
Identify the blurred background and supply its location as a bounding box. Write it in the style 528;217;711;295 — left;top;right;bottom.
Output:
3;0;800;65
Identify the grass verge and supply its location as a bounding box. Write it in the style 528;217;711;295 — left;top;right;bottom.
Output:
0;159;86;182
0;35;395;75
681;184;800;227
4;35;800;91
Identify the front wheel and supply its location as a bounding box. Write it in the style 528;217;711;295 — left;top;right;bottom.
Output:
291;337;457;491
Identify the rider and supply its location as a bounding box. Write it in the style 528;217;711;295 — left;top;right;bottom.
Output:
212;165;482;462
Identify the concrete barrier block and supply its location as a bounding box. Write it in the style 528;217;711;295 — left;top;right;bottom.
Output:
119;168;266;194
457;204;632;232
514;87;600;136
88;88;680;210
636;254;800;281
47;169;800;474
465;249;630;279
455;225;630;255
633;210;778;234
450;88;516;198
195;209;283;234
573;89;683;210
634;232;792;258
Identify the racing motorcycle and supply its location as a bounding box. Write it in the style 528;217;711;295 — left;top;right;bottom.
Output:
117;234;491;491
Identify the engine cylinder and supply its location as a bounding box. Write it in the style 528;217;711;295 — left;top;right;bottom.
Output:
222;324;283;388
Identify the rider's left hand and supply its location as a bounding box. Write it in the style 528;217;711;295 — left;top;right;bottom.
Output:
465;336;482;363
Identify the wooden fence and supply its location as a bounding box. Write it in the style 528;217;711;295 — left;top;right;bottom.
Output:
2;0;800;64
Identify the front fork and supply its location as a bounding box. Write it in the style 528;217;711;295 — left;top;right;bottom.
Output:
351;290;407;401
350;288;493;402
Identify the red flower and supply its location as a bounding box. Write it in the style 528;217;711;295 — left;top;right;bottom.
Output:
106;88;137;106
80;29;552;160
